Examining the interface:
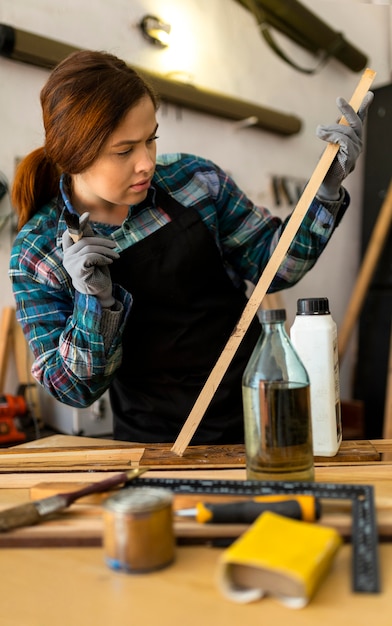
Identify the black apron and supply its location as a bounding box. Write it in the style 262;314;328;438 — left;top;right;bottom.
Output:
109;187;261;444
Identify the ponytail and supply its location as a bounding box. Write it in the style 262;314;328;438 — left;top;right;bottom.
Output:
12;147;60;230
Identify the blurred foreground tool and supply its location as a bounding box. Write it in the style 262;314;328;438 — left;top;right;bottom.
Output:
0;467;149;532
176;494;320;524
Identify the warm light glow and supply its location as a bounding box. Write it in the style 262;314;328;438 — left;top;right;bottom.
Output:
151;7;199;80
139;15;171;48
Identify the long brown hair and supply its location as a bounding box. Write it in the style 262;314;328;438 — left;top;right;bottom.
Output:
12;50;158;230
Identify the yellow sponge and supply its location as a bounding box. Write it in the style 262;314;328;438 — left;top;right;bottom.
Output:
217;511;342;608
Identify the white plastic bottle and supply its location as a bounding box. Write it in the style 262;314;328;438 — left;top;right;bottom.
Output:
290;297;342;457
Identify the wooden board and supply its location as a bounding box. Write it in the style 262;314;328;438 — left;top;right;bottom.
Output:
0;459;391;547
0;473;391;547
0;439;381;471
0;446;145;471
0;493;373;548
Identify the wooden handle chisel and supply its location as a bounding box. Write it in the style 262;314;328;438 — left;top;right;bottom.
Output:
0;467;149;532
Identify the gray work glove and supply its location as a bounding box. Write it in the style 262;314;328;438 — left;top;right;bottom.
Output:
316;91;374;201
62;212;119;308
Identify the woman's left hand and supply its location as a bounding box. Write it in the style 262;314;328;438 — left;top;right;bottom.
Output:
316;91;374;201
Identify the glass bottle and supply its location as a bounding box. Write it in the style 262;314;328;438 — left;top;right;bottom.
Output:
242;308;314;482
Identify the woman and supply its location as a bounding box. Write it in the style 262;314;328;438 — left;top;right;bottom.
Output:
9;50;372;444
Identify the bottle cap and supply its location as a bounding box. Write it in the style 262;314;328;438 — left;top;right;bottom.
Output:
296;297;330;315
260;308;286;323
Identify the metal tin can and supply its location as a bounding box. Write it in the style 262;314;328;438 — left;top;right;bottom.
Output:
102;486;175;573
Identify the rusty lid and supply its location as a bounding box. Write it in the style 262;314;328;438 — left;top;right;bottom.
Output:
103;486;173;514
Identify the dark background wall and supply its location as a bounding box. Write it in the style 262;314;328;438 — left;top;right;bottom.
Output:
354;82;392;439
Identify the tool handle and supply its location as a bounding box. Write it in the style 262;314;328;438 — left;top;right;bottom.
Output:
197;497;320;524
60;471;129;505
253;494;321;521
59;467;150;505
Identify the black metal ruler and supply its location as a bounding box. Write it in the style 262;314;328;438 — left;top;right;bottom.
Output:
133;477;380;594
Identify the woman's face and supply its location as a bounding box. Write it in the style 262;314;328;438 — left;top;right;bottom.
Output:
72;96;158;210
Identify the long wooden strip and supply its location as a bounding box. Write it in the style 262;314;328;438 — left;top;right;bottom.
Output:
0;447;144;471
171;68;376;457
384;329;392;438
0;505;360;547
0;306;14;393
1;465;392;547
0;445;143;455
12;310;43;421
338;179;392;360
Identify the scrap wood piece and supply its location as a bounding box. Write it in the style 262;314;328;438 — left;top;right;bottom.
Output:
0;443;246;472
171;68;377;456
382;328;392;462
139;443;245;466
0;446;145;472
12;433;127;449
0;307;15;393
0;471;122;490
0;306;42;421
139;440;380;466
384;328;392;439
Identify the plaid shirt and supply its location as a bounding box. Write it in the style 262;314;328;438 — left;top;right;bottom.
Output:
9;153;349;407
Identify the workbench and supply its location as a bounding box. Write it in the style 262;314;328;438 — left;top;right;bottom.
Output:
0;436;392;626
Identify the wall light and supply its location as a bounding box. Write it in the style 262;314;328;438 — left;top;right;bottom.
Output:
139;15;171;48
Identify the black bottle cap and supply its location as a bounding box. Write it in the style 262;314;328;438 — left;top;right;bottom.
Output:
296;297;330;315
260;308;286;323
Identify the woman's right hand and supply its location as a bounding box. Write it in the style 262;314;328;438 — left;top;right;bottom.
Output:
62;225;119;308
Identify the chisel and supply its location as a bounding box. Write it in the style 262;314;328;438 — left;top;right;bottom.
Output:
63;208;92;242
63;207;84;242
176;494;321;524
0;467;149;532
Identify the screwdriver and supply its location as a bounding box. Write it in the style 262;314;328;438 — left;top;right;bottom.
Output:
176;495;321;524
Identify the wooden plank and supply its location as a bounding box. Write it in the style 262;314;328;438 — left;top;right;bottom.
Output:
140;440;380;466
13;434;127;449
0;444;244;471
0;439;381;472
0;473;392;547
0;307;15;393
171;69;377;457
0;471;124;490
0;447;145;472
12;314;42;421
0;461;384;548
383;328;392;439
18;434;391;455
338;179;392;360
370;440;392;453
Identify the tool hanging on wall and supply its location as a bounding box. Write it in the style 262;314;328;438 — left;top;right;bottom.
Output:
271;175;306;207
171;67;376;457
236;0;368;73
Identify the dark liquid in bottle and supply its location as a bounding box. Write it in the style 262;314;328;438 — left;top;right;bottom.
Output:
243;382;314;481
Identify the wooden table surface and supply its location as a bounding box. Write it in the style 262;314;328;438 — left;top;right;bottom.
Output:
1;436;392;626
